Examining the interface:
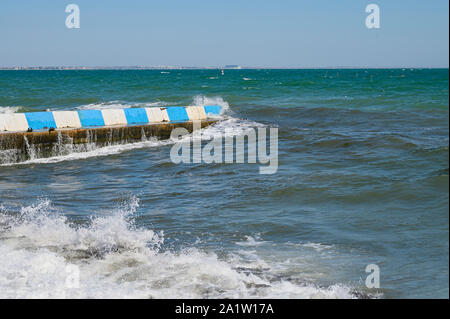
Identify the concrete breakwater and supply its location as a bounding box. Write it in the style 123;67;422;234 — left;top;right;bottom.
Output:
0;105;221;164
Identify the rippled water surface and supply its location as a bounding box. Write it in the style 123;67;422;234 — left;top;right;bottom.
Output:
0;69;448;298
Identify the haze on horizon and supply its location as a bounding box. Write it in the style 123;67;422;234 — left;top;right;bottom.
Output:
0;0;448;68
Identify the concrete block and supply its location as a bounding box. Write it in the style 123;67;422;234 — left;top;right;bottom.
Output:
78;110;105;127
101;109;127;126
0;113;29;132
145;107;170;123
186;106;207;121
25;112;57;130
166;107;189;122
124;108;149;125
53;111;82;129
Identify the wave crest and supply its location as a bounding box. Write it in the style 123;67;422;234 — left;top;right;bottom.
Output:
0;197;362;299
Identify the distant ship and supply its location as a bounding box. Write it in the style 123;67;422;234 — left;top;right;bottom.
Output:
224;65;242;69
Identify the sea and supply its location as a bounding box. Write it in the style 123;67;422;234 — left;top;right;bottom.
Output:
0;68;448;298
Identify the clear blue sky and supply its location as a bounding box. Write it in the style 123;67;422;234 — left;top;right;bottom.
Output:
0;0;448;68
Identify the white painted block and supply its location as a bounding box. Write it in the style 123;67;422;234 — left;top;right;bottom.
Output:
186;106;207;121
161;108;170;122
52;111;82;129
145;107;170;123
0;113;29;132
101;109;127;126
0;114;7;131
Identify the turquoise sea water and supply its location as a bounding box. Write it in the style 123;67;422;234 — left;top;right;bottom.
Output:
0;69;448;298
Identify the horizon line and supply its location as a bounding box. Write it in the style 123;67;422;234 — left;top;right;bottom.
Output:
0;66;448;70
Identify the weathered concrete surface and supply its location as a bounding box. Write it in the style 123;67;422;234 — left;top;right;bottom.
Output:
0;120;216;163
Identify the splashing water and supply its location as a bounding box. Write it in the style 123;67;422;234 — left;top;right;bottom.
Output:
191;95;230;114
0;197;361;299
0;106;21;114
1;97;260;166
76;101;168;110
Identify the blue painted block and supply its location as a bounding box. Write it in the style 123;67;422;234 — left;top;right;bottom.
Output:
77;110;105;127
166;107;189;122
204;105;222;115
124;108;149;125
25;112;57;130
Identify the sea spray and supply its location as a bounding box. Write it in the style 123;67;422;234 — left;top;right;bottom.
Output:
1;105;262;166
0;197;360;299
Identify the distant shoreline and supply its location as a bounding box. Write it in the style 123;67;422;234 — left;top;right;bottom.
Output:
0;66;448;71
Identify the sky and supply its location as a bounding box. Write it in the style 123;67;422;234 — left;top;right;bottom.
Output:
0;0;448;68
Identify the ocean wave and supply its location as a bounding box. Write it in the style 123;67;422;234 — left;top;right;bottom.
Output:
0;106;21;114
0;197;361;299
236;235;267;247
75;96;231;114
0;95;231;114
191;95;230;114
76;101;168;110
286;242;334;252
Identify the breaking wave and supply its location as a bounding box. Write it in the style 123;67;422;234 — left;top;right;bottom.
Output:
0;197;361;299
76;101;167;110
0;106;21;114
191;95;230;114
75;96;230;113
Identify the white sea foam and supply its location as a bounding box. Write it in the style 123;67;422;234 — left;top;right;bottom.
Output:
191;95;230;114
76;101;167;110
1;97;253;166
236;235;267;247
76;96;231;114
0;198;359;299
0;138;171;166
287;242;334;252
0;106;20;114
1;117;263;166
196;117;264;140
0;96;229;114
